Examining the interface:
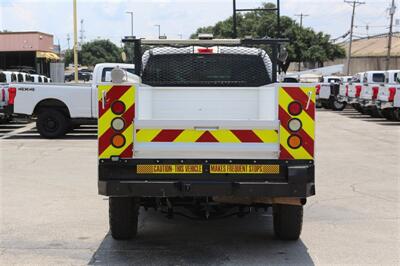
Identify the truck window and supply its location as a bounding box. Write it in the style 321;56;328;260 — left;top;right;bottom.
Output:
38;76;42;83
11;74;17;82
17;73;23;82
372;73;385;83
101;67;135;82
142;53;271;87
0;72;6;82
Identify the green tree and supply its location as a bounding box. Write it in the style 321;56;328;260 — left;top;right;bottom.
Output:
63;39;123;67
192;2;345;71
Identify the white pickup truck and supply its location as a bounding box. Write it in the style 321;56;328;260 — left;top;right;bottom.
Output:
316;76;346;110
1;63;135;137
376;70;400;120
358;71;385;116
98;37;316;241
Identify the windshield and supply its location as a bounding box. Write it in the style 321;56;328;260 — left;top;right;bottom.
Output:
142;53;271;87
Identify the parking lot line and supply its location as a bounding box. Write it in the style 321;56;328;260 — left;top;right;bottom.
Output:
0;122;36;139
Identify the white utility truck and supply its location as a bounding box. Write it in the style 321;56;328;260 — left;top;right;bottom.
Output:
316;76;345;110
376;70;400;120
358;71;385;116
1;63;135;137
97;37;316;241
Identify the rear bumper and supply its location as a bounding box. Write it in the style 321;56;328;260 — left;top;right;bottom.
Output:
98;159;315;198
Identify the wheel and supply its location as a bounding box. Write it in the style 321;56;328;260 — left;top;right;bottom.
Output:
109;197;140;240
332;99;346;111
382;109;395;121
393;108;400;121
315;100;322;109
36;108;70;138
273;204;303;241
352;103;362;112
370;107;383;118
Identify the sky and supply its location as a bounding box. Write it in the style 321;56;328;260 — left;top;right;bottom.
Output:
0;0;398;50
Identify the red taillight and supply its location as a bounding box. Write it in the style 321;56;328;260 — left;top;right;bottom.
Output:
372;87;379;100
197;48;213;54
8;87;17;105
111;100;126;115
388;87;396;102
345;85;349;96
288;101;302;116
316;84;321;95
355;85;362;97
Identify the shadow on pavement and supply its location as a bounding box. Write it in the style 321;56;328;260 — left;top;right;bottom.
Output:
89;210;314;265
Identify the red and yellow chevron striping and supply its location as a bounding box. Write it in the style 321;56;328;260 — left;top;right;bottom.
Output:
136;129;278;143
98;85;135;159
278;86;316;160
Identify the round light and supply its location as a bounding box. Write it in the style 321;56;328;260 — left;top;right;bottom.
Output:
288;118;302;132
288;135;302;149
111;134;126;148
111;117;125;132
288;101;302;116
111;101;126;115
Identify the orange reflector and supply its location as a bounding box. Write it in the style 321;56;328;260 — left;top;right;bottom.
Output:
111;134;125;148
288;135;302;149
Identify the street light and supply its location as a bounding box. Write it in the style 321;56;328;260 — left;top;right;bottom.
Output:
154;24;161;39
126;11;133;36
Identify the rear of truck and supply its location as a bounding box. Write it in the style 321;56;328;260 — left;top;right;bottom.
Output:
97;38;316;241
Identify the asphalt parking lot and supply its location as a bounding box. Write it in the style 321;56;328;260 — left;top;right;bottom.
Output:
0;109;399;265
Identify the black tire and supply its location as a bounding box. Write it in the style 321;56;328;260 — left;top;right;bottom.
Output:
273;204;303;241
382;109;395;121
332;99;346;111
393;108;400;121
109;197;140;240
352;103;362;112
370;107;383;118
36;108;70;138
315;100;322;109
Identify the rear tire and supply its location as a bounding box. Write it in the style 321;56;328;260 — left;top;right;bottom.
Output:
273;204;303;241
332;99;346;111
382;109;395;121
109;197;140;240
393;108;400;121
36;108;69;138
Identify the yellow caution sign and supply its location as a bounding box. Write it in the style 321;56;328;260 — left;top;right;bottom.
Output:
210;164;280;174
137;164;203;174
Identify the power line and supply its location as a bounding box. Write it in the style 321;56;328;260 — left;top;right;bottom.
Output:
344;0;366;75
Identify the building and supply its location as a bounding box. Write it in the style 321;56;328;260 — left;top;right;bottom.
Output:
326;33;400;75
0;31;60;76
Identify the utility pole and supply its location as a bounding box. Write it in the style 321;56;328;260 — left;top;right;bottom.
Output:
67;34;70;50
295;13;309;71
73;0;78;82
386;0;396;70
126;11;134;36
344;0;365;75
295;13;309;28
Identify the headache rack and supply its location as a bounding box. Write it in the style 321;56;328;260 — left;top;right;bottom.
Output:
122;37;289;83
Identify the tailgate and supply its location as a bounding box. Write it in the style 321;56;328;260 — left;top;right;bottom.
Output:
97;83;315;161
